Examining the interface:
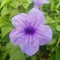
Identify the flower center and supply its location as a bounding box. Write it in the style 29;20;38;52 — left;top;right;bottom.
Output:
24;26;36;35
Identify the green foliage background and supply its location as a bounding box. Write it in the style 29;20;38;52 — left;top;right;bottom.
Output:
0;0;60;60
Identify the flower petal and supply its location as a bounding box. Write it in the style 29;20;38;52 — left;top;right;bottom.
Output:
28;8;45;27
9;28;25;45
12;13;28;28
23;35;39;56
17;35;29;53
33;0;49;8
36;25;52;45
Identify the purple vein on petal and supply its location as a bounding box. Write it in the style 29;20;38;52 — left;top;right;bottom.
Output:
36;32;49;39
13;33;26;44
36;28;50;39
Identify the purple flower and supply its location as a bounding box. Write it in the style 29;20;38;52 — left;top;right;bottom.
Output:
32;0;49;8
9;8;52;56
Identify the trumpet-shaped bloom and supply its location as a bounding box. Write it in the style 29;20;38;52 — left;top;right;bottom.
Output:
32;0;49;8
9;8;52;56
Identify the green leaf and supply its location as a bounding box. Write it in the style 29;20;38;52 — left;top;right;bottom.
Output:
1;7;8;16
6;43;26;60
2;51;8;60
9;50;25;60
9;0;20;8
47;39;56;46
55;25;60;32
6;43;15;50
9;0;31;9
0;0;11;9
56;47;60;60
0;22;4;28
46;16;56;24
31;56;36;60
18;0;31;9
9;47;26;60
9;9;19;16
1;26;12;37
